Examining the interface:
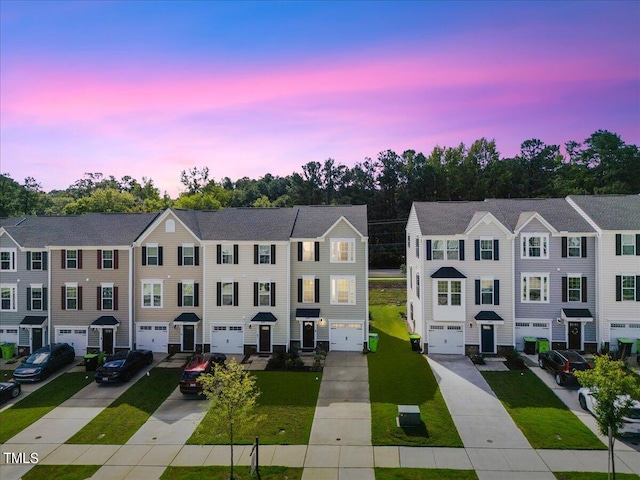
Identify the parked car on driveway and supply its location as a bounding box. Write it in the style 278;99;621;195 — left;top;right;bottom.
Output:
95;350;153;384
179;353;226;395
0;380;21;403
538;349;593;386
13;343;76;382
578;387;640;436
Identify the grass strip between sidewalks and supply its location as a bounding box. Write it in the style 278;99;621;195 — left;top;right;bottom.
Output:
66;367;182;444
0;371;94;443
375;468;478;479
368;305;463;447
482;370;606;450
188;370;321;445
161;466;303;480
21;465;101;480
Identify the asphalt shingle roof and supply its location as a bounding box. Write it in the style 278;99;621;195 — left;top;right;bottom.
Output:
569;194;640;230
197;208;298;241
291;204;367;238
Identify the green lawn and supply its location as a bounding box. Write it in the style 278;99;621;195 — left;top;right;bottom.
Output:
0;372;94;443
554;473;640;480
369;279;407;306
66;367;182;444
375;468;478;479
188;371;321;445
368;305;462;447
22;465;101;480
161;466;302;480
482;370;606;450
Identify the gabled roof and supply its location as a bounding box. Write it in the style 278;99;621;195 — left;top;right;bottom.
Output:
568;194;640;231
0;217;26;227
198;208;298;241
291;205;368;239
412;201;494;235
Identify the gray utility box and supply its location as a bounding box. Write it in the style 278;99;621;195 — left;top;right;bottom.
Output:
397;405;421;427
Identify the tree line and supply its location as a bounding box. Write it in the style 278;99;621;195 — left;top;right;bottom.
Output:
1;130;638;267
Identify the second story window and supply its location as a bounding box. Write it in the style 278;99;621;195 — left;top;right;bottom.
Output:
481;240;493;260
28;251;46;270
0;285;17;311
568;237;581;257
142;280;163;307
522;234;549;259
255;244;275;265
65;250;79;269
616;275;639;302
299;276;318;303
330;276;356;304
180;281;195;307
437;280;462;306
28;285;45;311
330;238;355;263
521;273;549;303
0;249;16;271
302;242;314;261
180;244;195;266
432;240;445;260
65;284;79;310
617;234;637;256
101;250;114;269
146;245;159;266
101;285;114;310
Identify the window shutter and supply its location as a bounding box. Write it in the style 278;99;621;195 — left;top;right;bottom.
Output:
194;283;199;307
43;288;48;310
561;237;568;258
233;245;239;264
97;250;102;269
97;286;102;310
43;252;48;270
78;250;83;269
61;286;66;310
582;277;587;303
426;240;432;261
459;240;465;261
562;277;568;303
474;240;480;261
216;245;222;264
616;234;622;255
314;279;320;303
178;283;183;307
494;239;500;261
271;245;276;264
254;245;259;264
61;250;66;269
114;250;119;269
233;282;239;306
315;242;320;261
271;283;276;307
298;242;303;261
636;276;640;301
581;237;587;258
142;247;147;266
114;286;118;310
27;288;32;310
254;283;259;306
217;282;222;306
494;280;500;305
195;246;200;265
616;276;622;302
298;279;303;303
27;252;31;270
78;286;83;310
475;280;480;305
158;246;163;266
178;247;183;266
636;235;640;256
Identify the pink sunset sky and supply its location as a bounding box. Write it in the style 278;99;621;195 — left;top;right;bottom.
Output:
1;1;638;197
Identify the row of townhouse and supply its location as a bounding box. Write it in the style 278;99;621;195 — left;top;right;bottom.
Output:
406;195;640;356
0;205;368;356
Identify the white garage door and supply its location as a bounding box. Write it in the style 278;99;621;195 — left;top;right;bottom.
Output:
515;322;551;350
0;328;19;345
136;324;168;352
428;324;464;354
330;322;364;351
212;325;244;354
56;328;87;355
610;323;640;353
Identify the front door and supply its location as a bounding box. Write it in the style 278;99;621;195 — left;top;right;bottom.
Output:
259;325;271;353
568;322;582;350
102;328;114;354
480;325;495;354
183;324;195;351
32;328;43;351
302;321;315;349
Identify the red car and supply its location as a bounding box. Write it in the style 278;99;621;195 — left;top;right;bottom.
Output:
538;349;593;386
179;353;226;394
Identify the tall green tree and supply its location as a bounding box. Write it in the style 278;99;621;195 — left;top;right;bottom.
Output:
574;355;640;480
198;359;263;480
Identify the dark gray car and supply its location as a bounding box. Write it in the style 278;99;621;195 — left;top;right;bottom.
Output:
13;343;76;382
538;349;592;386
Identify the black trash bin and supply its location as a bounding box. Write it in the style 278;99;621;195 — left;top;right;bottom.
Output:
523;337;537;355
84;353;99;372
409;334;421;352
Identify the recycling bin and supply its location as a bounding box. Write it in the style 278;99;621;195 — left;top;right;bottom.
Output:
368;333;379;353
84;353;99;371
617;338;634;360
537;338;550;354
409;334;421;352
1;343;15;359
523;337;537;355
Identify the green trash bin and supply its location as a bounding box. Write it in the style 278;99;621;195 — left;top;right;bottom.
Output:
84;353;99;372
409;334;421;352
537;338;550;354
368;333;379;353
617;338;634;360
97;352;106;365
1;343;15;359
